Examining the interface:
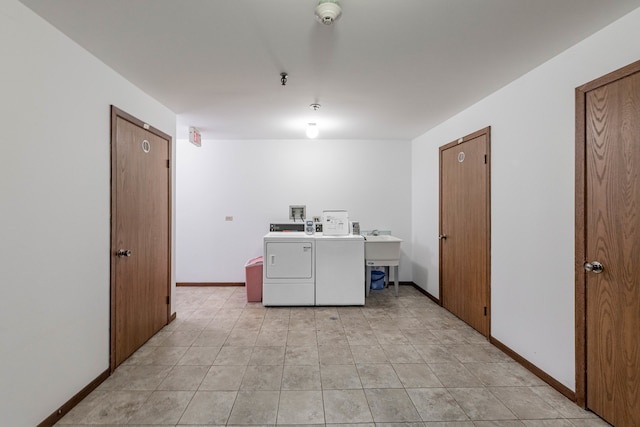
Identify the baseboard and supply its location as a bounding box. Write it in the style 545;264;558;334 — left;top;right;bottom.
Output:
169;311;177;323
409;282;440;304
38;368;110;427
490;336;576;402
176;282;245;287
406;283;573;402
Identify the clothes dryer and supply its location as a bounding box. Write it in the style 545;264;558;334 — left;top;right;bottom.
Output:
262;232;315;306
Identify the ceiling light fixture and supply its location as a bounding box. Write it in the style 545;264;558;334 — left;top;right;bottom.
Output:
306;103;321;139
306;123;319;139
315;0;342;25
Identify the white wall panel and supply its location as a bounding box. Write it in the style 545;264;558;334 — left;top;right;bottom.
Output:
176;139;412;282
0;2;175;426
411;7;640;391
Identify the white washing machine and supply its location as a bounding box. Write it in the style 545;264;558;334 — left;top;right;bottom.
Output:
263;232;315;306
315;234;365;305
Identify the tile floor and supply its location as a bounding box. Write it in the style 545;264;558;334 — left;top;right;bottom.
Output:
56;285;608;426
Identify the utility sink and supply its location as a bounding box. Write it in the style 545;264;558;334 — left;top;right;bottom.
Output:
364;235;402;261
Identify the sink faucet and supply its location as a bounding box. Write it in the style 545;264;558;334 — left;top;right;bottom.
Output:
370;229;379;236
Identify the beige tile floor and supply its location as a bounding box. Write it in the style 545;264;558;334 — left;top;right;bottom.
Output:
56;285;609;426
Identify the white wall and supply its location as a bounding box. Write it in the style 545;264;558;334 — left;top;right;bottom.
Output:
0;2;176;426
176;138;412;283
412;7;640;391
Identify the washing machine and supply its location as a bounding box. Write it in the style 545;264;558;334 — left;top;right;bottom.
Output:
315;234;365;305
262;232;315;306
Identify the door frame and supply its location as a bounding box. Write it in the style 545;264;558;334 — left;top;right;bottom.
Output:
109;105;172;372
574;59;640;407
439;126;492;337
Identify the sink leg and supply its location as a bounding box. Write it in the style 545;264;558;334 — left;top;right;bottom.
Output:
394;265;399;297
365;266;371;297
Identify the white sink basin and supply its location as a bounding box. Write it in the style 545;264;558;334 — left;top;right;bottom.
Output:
364;235;402;261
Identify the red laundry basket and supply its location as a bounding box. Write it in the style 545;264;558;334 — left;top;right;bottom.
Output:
244;256;263;302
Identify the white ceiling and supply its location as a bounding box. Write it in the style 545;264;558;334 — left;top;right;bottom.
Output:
20;0;640;141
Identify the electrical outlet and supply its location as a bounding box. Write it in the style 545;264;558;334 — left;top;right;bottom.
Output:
289;205;306;221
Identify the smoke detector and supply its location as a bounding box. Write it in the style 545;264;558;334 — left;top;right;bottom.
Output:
315;0;342;25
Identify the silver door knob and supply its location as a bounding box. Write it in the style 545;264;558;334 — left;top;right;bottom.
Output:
438;234;447;240
117;249;132;257
584;261;604;273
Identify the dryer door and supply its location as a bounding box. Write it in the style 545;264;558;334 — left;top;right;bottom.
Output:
265;242;313;279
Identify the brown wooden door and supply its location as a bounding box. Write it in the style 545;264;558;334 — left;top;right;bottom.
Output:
111;107;171;369
581;65;640;427
440;128;491;336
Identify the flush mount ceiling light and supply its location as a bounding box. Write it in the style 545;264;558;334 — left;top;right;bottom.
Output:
306;103;321;139
315;0;342;25
306;123;319;139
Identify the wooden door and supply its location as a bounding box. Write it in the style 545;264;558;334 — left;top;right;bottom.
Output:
111;107;171;369
576;61;640;426
439;127;491;336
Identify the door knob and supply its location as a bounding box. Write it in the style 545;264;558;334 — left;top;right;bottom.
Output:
584;261;604;274
117;249;132;257
438;234;447;240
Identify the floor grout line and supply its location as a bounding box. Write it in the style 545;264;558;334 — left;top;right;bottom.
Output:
55;286;606;426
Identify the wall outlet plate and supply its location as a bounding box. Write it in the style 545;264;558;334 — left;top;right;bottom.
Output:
289;205;306;220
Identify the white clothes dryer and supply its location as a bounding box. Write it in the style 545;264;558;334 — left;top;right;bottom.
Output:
262;232;315;306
